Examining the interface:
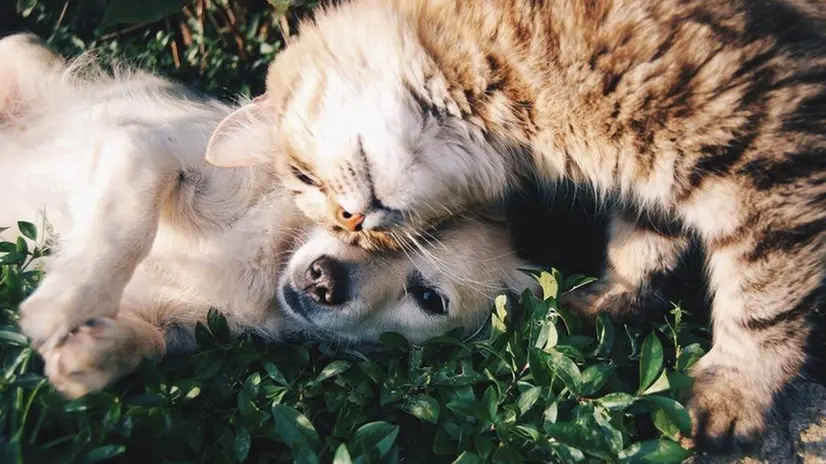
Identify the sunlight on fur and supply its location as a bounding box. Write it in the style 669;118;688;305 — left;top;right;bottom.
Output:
0;33;539;399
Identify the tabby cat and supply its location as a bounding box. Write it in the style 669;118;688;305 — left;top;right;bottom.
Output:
205;0;826;451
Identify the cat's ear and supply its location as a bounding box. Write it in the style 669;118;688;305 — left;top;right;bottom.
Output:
205;95;274;167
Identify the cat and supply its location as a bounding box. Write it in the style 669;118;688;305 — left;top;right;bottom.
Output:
204;0;826;451
1;33;538;398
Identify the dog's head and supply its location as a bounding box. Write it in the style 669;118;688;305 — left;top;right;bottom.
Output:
277;216;539;344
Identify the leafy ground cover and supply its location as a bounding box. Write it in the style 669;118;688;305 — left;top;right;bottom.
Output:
1;2;713;462
0;224;710;463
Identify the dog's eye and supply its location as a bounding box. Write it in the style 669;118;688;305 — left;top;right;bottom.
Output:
291;165;317;186
409;285;448;315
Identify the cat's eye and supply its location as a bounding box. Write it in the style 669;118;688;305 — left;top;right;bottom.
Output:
291;165;317;186
409;285;448;315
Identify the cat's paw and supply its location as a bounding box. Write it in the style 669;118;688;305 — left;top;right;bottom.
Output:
687;366;769;452
41;317;154;399
18;276;121;351
560;278;667;321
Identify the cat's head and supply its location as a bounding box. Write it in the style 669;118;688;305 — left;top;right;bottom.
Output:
205;1;512;250
278;215;539;344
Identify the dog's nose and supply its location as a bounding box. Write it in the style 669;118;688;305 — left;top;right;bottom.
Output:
335;205;365;232
302;256;348;306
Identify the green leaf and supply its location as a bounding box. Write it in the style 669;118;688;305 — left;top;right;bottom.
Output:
207;307;230;344
16;237;28;256
529;348;553;386
235;428;251;462
473;435;495;459
618;439;691;463
516;386;542;416
652;408;681;441
0;241;15;254
562;274;598;293
491;443;524;463
547;441;586;463
333;444;353;464
404;395;440;424
100;0;191;28
271;404;322;453
536;270;560;300
580;364;615;397
453;451;484;464
348;421;400;460
642;396;692;436
638;333;664;394
263;362;290;386
482;385;499;420
640;369;670;396
676;343;706;372
84;445;126;463
312;360;351;384
546;348;582;395
446;399;493;422
593;314;615;357
665;371;695;392
0;330;28;346
378;332;410;351
596;392;637;411
16;221;37;241
491;295;508;338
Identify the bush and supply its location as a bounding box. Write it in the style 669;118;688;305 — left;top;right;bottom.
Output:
1;2;711;462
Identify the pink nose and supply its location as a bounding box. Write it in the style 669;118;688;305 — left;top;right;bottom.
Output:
335;205;365;232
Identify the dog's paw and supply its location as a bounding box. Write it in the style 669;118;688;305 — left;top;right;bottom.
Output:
41;317;157;399
688;366;769;453
18;276;121;351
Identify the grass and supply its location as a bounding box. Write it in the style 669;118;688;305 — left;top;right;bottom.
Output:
1;2;713;462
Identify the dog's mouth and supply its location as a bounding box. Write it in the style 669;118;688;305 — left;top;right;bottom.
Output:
279;284;317;325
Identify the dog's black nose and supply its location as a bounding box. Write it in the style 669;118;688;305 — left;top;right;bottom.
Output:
301;256;348;306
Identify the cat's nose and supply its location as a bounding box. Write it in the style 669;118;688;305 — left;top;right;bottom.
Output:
301;256;349;306
334;205;365;232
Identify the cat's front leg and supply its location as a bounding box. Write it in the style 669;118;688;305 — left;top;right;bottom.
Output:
560;211;689;321
689;228;821;451
19;131;179;351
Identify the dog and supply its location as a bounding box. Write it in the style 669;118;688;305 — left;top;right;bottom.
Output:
0;33;538;398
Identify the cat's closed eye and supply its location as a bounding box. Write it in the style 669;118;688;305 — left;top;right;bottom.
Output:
291;165;317;186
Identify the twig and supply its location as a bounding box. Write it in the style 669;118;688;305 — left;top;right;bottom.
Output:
215;3;247;59
198;0;207;74
48;0;70;41
165;18;181;69
279;14;292;45
97;22;152;42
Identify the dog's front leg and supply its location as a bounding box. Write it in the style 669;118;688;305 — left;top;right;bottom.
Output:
19;129;179;352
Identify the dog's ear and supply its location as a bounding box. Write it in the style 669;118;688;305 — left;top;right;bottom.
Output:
205;95;274;168
0;33;63;118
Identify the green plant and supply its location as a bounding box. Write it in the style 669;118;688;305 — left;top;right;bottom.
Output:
0;224;711;463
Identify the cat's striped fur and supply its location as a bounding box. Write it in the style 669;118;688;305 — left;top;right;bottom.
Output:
205;0;826;451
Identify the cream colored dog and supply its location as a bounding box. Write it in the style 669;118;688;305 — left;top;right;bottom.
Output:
0;34;538;398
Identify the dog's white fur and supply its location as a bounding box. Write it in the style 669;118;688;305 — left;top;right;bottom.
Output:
0;34;538;398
